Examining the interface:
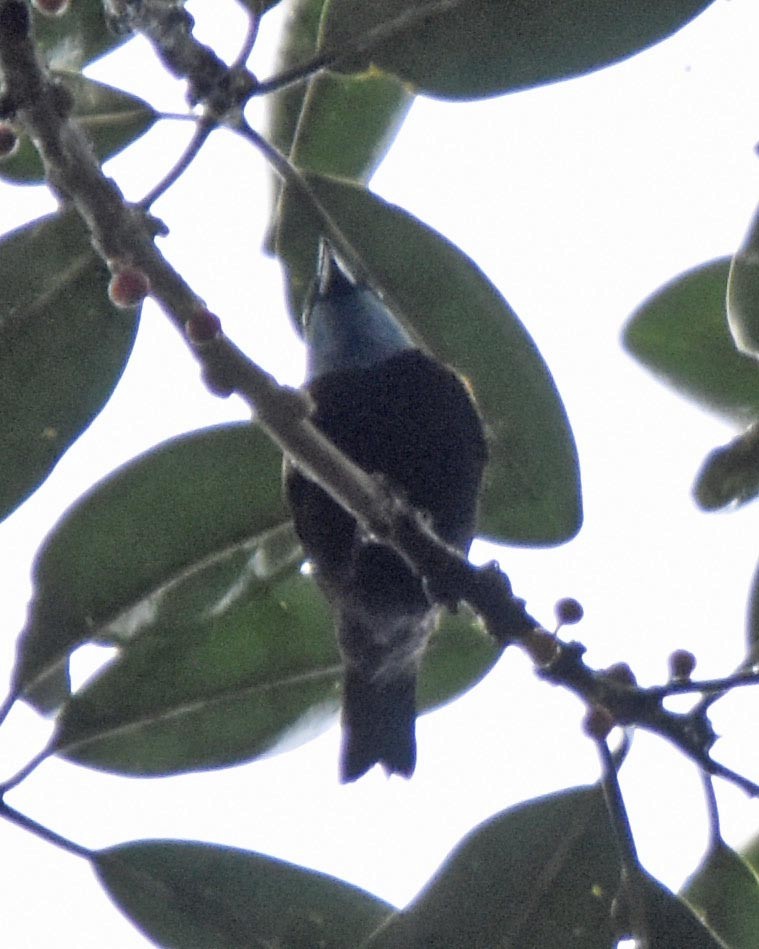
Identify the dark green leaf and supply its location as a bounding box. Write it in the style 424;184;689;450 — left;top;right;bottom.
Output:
286;73;411;182
19;419;499;768
32;0;125;69
728;201;759;357
623;258;759;424
628;873;728;948
95;839;393;948
693;422;759;511
271;72;412;286
13;422;287;707
681;841;759;949
365;785;620;948
0;72;157;184
52;568;342;775
417;608;500;713
264;0;413;261
276;175;581;544
51;566;498;776
264;0;327;165
319;0;714;100
738;832;759;879
0;210;138;524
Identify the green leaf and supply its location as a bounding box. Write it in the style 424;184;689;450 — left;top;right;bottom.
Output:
742;833;759;873
0;210;138;524
417;608;500;713
319;0;714;100
633;873;728;948
0;72;157;184
272;73;412;290
52;567;343;775
693;422;759;511
681;841;759;949
94;840;393;948
264;0;327;165
365;785;620;948
51;565;498;776
288;72;411;181
623;259;759;424
32;0;125;69
19;422;499;770
728;201;759;358
264;0;413;262
276;174;581;545
13;422;287;708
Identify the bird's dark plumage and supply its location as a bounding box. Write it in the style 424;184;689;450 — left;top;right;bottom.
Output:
285;249;487;781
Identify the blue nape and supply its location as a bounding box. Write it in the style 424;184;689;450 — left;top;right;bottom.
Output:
305;252;414;381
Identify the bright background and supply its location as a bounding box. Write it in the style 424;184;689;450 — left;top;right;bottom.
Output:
1;0;759;944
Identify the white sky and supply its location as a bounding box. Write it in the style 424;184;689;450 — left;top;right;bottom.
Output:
2;0;759;945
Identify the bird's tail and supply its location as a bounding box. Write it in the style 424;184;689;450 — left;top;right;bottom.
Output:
340;664;418;783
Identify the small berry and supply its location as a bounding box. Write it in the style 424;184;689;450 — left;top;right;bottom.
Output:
0;123;19;159
669;649;696;681
523;627;560;667
554;597;584;627
186;308;222;343
604;662;637;687
108;268;150;309
583;704;615;741
32;0;70;16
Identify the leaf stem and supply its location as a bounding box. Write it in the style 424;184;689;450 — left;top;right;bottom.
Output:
139;118;215;209
0;798;93;860
0;742;54;796
596;739;649;945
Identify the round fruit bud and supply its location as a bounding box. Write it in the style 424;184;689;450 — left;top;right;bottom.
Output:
32;0;70;15
583;704;615;741
554;597;584;627
186;308;222;343
604;662;637;687
523;627;560;667
0;123;19;159
668;649;696;681
108;267;150;309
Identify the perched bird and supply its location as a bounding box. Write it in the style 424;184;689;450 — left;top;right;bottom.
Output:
285;247;487;782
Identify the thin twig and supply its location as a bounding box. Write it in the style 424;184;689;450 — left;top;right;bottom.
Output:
597;739;649;946
647;668;759;699
233;1;261;69
139;118;215;209
0;798;93;860
0;742;54;797
235;120;378;289
702;773;722;848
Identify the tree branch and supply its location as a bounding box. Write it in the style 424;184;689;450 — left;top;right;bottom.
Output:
1;0;758;805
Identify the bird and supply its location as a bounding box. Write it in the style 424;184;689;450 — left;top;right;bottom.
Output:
284;245;487;782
